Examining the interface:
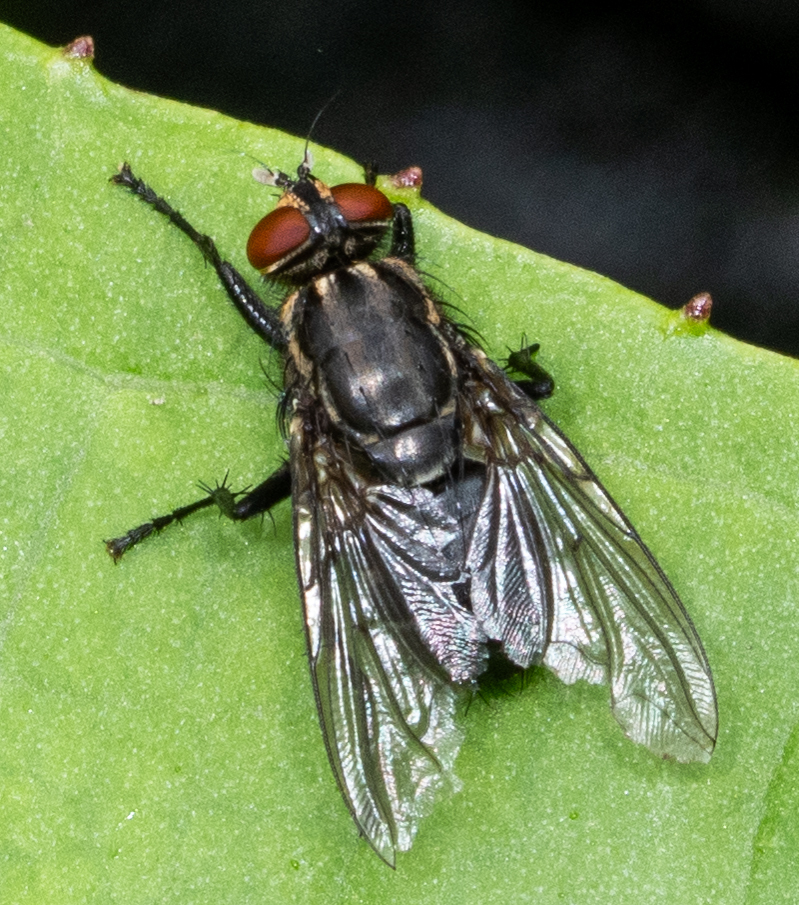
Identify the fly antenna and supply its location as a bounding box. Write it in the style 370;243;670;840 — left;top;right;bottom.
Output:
300;90;342;176
223;149;288;188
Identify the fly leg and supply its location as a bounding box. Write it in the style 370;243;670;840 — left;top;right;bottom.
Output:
505;340;555;400
363;162;415;262
106;463;291;562
111;163;286;351
211;463;292;521
389;203;415;262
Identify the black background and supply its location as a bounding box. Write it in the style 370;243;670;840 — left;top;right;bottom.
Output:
5;1;799;357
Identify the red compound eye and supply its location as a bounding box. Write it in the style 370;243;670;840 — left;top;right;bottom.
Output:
331;183;393;223
246;206;311;272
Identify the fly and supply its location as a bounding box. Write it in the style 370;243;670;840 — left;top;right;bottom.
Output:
107;152;718;866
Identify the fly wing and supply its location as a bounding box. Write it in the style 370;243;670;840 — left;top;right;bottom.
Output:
462;351;718;763
290;418;486;865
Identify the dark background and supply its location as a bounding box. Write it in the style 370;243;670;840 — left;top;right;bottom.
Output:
5;1;799;357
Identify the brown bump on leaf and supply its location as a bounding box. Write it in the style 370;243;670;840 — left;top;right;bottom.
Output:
389;166;423;189
63;36;95;60
682;292;713;323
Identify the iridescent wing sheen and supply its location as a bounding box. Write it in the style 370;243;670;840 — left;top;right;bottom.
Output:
462;349;718;763
287;337;717;863
290;420;486;865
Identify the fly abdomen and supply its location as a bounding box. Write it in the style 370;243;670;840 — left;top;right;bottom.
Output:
298;261;459;484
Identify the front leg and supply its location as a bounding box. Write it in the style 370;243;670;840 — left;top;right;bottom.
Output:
389;203;415;262
111;163;287;351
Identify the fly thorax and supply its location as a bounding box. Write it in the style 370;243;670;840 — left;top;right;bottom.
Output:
298;263;459;485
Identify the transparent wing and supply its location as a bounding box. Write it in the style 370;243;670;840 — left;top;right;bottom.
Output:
463;353;718;763
291;423;485;865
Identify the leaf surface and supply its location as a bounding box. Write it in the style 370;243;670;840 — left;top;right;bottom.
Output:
1;24;798;904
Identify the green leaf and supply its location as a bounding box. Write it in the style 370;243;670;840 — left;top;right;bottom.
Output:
1;23;798;904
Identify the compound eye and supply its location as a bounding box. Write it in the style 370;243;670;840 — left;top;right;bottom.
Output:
246;206;311;272
331;183;393;224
